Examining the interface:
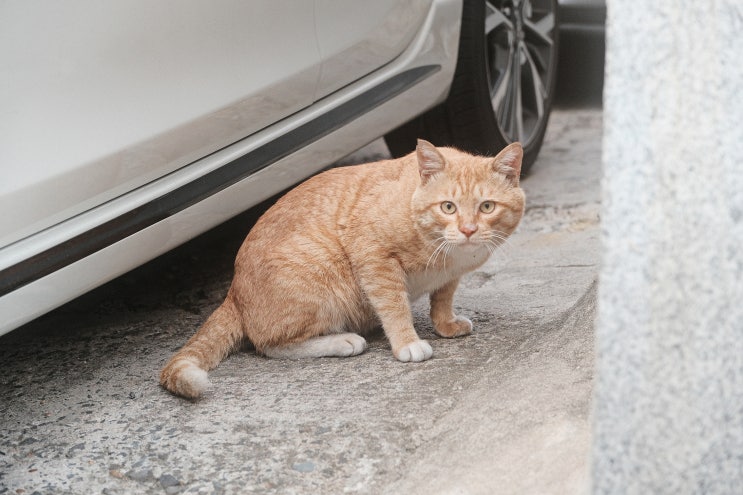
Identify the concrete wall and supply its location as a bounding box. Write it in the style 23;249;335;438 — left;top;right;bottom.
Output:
593;1;743;493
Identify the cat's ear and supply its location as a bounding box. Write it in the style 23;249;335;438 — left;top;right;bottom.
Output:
416;139;446;184
493;142;523;185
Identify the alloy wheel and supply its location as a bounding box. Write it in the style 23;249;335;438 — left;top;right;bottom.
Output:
485;0;557;147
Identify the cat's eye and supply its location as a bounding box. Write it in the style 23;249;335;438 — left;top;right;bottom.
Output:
480;201;496;213
440;201;457;214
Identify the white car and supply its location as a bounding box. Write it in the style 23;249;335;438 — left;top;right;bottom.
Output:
0;0;558;335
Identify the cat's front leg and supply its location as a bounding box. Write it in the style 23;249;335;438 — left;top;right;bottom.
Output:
357;262;433;362
430;278;473;338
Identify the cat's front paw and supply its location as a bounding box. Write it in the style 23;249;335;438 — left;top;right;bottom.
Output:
434;316;473;338
395;340;433;362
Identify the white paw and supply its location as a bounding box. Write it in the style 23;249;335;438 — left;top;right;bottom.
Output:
337;333;368;357
396;340;433;362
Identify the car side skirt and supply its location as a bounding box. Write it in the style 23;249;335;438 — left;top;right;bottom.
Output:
0;65;439;300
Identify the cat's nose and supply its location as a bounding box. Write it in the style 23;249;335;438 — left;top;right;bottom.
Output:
459;224;478;238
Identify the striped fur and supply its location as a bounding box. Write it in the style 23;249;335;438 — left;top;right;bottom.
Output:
160;140;525;398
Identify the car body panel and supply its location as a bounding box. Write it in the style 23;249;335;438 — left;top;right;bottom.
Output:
314;0;431;98
0;0;320;249
0;0;463;335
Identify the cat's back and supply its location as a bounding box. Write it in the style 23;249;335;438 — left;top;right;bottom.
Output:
236;155;416;260
296;156;415;209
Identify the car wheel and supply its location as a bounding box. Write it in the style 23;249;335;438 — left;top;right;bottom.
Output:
385;0;559;174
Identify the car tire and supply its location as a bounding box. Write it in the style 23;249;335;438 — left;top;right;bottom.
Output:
385;0;559;175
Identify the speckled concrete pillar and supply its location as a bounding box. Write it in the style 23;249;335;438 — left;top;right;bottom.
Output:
593;1;743;493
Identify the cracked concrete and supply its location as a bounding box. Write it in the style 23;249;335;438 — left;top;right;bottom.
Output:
0;108;603;494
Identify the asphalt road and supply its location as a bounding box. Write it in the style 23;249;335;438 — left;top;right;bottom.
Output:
1;106;603;494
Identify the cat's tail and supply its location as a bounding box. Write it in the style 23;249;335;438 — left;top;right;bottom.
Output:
160;296;243;399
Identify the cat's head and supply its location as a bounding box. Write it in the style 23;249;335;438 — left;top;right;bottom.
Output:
411;139;526;250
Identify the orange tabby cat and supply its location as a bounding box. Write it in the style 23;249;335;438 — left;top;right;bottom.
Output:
160;140;525;398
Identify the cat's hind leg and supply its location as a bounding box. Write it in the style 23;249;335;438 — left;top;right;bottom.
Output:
263;333;367;359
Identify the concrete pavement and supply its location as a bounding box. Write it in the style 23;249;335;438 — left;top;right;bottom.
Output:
0;108;602;494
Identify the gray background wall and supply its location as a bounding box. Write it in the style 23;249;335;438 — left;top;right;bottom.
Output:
593;1;743;493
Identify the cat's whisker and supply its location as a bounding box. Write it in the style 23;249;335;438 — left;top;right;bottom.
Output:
439;240;452;270
425;235;447;249
425;246;440;272
489;238;511;254
486;240;503;257
480;232;514;256
483;237;515;262
431;237;458;271
494;238;512;253
487;231;511;242
425;238;449;272
444;242;454;270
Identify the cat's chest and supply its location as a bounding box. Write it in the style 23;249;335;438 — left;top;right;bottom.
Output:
406;247;489;300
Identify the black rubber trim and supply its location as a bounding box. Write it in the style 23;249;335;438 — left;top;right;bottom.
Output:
0;65;440;297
